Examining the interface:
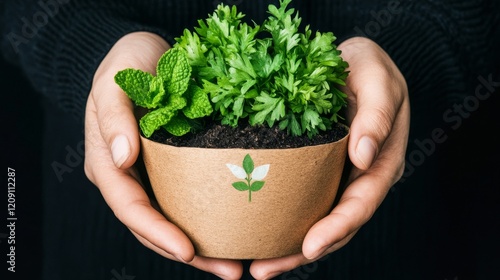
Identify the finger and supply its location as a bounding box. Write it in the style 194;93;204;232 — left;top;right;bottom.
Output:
91;32;170;169
346;68;404;171
103;169;242;279
130;230;244;280
250;253;307;280
301;98;410;260
129;229;179;260
301;171;387;260
85;98;242;279
339;39;407;171
85;112;195;262
91;84;139;169
188;256;243;280
250;166;394;279
97;167;196;262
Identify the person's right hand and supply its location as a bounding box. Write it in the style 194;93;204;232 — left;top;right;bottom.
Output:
84;31;243;280
249;36;410;279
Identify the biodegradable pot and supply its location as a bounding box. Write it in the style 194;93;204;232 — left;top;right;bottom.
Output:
140;125;349;259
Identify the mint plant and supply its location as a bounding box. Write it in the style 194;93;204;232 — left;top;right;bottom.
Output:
115;0;349;138
115;48;212;137
226;154;270;202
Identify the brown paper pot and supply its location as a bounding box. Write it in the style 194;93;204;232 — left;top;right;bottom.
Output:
140;125;349;259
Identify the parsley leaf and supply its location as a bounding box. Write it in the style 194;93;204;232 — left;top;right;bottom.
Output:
117;0;349;139
174;0;349;138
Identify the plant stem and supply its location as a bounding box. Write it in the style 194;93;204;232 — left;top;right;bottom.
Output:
246;176;252;202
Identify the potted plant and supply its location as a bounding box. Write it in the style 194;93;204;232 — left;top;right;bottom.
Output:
114;0;350;259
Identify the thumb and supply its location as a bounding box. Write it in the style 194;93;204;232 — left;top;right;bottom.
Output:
343;63;402;171
348;101;394;171
90;32;170;169
91;81;140;169
345;71;406;170
338;37;406;171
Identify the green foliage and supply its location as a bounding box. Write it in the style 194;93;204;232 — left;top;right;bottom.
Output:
176;0;348;137
116;0;348;138
114;48;213;137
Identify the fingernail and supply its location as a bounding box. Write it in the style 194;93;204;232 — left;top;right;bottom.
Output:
308;245;328;260
111;135;130;168
356;136;376;169
175;254;187;263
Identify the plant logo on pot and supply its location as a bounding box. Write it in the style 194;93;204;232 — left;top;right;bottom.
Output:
226;154;270;202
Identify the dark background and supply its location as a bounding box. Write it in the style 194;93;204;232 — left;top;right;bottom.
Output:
1;53;500;279
1;54;44;279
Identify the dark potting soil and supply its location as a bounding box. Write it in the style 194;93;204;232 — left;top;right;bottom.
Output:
149;121;348;149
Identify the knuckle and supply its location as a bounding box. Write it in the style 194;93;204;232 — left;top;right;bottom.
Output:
83;158;97;185
365;107;394;140
394;160;406;182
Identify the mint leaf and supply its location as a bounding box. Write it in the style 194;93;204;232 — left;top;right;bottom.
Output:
163;116;191;136
156;48;192;96
140;106;176;138
139;95;188;137
182;84;213;119
114;69;157;109
148;76;167;108
166;94;188;111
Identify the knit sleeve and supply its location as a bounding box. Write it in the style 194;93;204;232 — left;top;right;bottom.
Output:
308;0;499;113
371;1;498;106
352;1;499;111
0;0;172;123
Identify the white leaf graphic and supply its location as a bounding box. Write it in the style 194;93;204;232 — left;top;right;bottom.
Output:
226;164;247;179
252;164;270;180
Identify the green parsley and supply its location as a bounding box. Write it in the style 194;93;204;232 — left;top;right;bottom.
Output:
115;0;349;138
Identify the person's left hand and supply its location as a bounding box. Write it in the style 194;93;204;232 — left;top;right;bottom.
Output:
249;36;410;279
84;31;243;280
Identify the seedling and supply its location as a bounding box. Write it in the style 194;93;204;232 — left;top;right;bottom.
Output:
226;154;270;202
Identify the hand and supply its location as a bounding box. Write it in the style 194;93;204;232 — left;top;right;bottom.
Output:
83;31;243;280
249;36;410;279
